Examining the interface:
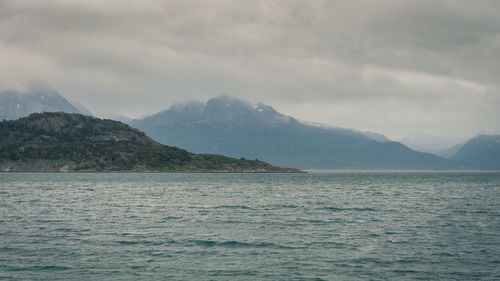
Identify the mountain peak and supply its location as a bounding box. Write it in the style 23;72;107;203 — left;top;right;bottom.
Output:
451;134;500;169
0;86;83;120
204;96;255;122
134;96;294;128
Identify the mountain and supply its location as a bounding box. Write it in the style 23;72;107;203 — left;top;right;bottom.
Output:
398;135;464;155
0;85;84;120
69;100;93;116
131;96;457;169
451;135;500;169
436;141;466;159
0;112;300;173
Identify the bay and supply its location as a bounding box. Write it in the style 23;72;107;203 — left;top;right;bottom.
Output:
1;172;499;280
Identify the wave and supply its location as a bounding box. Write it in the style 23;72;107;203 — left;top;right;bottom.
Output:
188;239;292;249
6;265;72;272
216;205;253;210
323;207;377;212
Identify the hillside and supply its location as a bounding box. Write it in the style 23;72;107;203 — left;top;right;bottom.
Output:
131;96;458;170
0;112;300;173
451;135;500;169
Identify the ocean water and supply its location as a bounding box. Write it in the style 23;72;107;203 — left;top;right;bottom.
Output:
0;172;499;280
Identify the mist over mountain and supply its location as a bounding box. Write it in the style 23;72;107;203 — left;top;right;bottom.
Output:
436;141;467;159
0;85;85;120
398;135;465;156
131;96;457;170
135;97;294;129
4;86;493;170
111;115;135;124
451;135;500;169
69;100;92;116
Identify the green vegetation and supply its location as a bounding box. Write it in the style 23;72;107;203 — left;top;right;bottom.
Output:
0;112;301;173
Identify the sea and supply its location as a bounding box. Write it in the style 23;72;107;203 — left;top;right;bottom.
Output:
0;172;499;280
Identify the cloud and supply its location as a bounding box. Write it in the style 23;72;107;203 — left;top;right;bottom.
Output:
0;0;499;139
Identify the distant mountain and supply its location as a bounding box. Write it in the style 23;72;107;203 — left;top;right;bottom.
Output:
0;85;84;120
69;100;93;116
131;96;457;169
451;135;500;169
0;112;300;173
399;135;464;155
111;115;136;124
436;141;466;159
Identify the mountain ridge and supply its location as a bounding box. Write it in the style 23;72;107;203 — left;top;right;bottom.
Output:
131;96;459;170
0;85;86;120
451;134;500;169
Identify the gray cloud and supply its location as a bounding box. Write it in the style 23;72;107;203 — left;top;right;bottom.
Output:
0;0;499;141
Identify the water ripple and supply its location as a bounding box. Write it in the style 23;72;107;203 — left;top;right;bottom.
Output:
0;172;499;280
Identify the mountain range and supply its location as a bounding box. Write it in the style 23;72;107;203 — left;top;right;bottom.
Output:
130;96;461;169
1;89;498;170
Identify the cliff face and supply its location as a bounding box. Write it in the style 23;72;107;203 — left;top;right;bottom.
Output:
0;112;301;173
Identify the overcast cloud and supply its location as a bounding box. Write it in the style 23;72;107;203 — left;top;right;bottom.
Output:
1;0;499;144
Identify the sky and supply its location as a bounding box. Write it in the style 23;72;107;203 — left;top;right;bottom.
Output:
1;0;499;148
